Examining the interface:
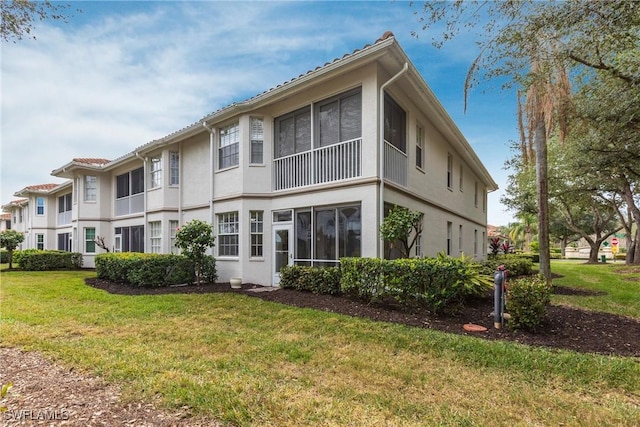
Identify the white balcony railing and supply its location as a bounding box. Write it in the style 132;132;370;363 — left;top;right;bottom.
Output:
115;193;145;216
274;138;362;191
57;210;72;226
384;141;407;187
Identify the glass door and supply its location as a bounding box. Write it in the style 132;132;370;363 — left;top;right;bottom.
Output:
272;224;293;286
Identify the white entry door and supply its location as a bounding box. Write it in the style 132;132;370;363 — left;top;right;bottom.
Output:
272;224;293;286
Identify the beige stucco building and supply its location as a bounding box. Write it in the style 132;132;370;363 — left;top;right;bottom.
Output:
2;33;497;286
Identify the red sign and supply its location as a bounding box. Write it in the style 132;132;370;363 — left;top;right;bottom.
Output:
611;238;619;245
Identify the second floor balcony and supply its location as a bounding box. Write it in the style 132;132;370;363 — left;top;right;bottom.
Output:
274;138;362;191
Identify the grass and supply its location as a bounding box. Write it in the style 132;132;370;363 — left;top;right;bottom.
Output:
1;263;639;426
551;260;640;318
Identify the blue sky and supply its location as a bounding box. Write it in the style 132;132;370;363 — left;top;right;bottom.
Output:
1;1;519;225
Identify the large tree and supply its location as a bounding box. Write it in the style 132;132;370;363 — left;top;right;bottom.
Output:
1;0;75;42
413;0;640;271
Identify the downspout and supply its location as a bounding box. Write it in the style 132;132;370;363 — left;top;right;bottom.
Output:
202;122;216;234
378;62;408;258
135;152;148;251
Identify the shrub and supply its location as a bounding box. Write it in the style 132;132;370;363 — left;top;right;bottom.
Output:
15;250;83;270
478;255;534;277
506;275;552;331
95;252;195;287
341;254;493;315
280;265;341;295
0;249;9;263
174;220;216;284
200;255;218;284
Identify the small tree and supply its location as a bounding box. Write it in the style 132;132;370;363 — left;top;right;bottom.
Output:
174;219;216;284
379;205;423;258
0;230;24;269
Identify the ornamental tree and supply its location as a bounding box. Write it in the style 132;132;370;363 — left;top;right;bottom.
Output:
0;229;24;269
174;219;216;284
379;205;423;258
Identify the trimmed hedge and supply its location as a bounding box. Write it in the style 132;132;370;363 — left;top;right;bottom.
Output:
13;249;83;270
507;275;552;331
479;255;534;277
280;265;341;295
95;252;199;287
341;255;492;314
0;249;8;263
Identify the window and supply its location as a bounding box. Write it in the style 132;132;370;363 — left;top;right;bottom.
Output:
482;187;487;212
58;194;72;213
416;124;424;169
275;107;311;159
250;118;264;164
415;232;422;257
316;89;361;147
36;234;44;250
482;231;486;256
85;228;96;253
84;176;97;201
447;153;453;189
116;167;144;198
169;152;179;185
149;221;161;253
114;226;144;253
446;221;452;255
36;197;44;215
169;220;179;253
459;225;463;254
219;122;239;169
474;229;478;257
149;156;162;188
384;94;406;152
218;212;239;256
293;205;361;266
250;211;263;257
459;164;464;192
474;181;479;207
58;232;71;252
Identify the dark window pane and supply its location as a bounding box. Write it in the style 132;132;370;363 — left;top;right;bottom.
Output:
340;92;361;141
339;206;361;258
315;209;336;261
296;211;312;260
319;100;339;147
295;110;311;153
116;173;129;198
131;167;144;195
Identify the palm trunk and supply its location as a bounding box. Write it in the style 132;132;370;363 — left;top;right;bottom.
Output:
534;119;551;281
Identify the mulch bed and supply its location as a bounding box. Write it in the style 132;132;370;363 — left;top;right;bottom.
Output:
85;278;640;358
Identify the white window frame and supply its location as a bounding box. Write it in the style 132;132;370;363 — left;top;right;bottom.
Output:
85;227;96;253
459;164;464;192
459;224;463;254
36;233;45;250
250;117;264;165
169;220;179;253
36;197;45;216
250;210;264;258
149;221;161;253
446;221;452;256
169;152;179;185
84;175;97;202
474;181;479;208
219;122;240;170
150;156;162;189
416;124;424;170
218;211;239;257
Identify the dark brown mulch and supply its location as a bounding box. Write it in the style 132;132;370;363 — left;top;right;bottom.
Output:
85;278;640;358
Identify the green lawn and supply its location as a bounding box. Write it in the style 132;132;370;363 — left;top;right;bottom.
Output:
1;263;638;426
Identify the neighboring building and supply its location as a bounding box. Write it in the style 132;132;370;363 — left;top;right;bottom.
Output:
1;32;497;285
0;213;12;232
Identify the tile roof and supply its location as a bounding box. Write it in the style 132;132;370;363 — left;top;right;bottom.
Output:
0;213;11;220
25;183;59;192
72;158;111;165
